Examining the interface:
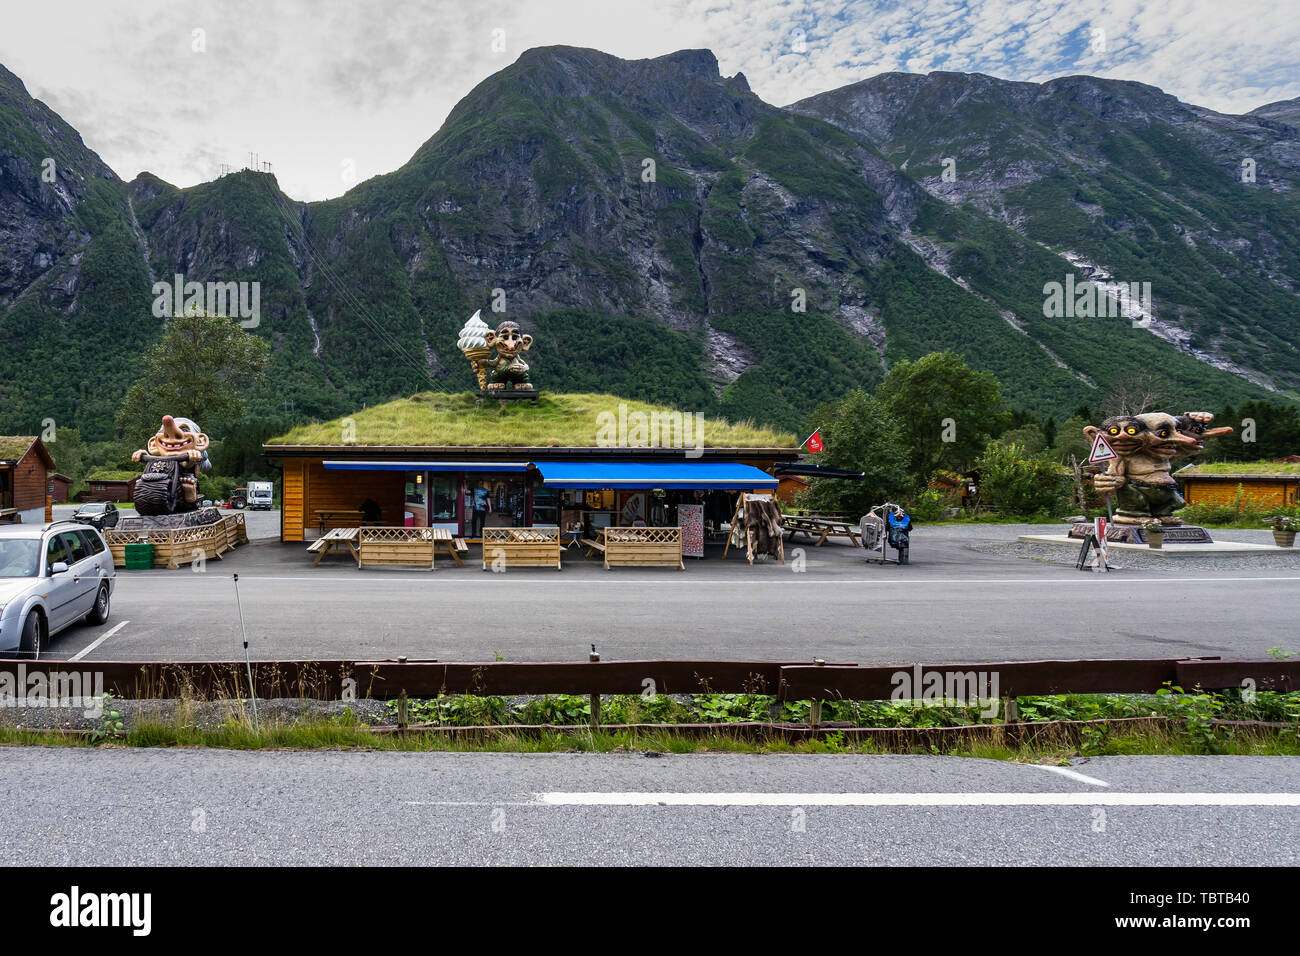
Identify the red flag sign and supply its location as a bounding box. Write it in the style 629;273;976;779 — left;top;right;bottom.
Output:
803;429;824;453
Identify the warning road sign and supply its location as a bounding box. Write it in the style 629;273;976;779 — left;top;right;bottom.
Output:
1089;433;1118;464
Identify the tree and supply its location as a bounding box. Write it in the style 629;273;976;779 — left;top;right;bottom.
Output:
874;352;1002;482
797;389;913;517
1049;415;1093;464
116;311;272;440
1099;369;1169;417
993;424;1047;455
974;442;1069;517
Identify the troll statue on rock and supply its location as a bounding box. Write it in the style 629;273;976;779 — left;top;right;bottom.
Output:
1083;411;1231;525
130;415;212;516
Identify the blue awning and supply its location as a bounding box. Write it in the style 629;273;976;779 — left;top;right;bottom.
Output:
535;461;777;490
323;460;529;472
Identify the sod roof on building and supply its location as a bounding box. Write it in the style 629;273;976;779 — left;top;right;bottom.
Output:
0;436;38;461
266;392;797;450
1176;461;1300;476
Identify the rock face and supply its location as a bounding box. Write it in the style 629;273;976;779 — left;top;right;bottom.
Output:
2;51;1298;437
793;72;1300;396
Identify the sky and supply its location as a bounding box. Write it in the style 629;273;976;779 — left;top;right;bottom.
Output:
2;0;1297;202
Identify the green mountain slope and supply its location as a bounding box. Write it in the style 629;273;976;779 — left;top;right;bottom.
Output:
1;52;1294;442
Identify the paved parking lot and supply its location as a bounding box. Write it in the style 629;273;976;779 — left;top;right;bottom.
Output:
31;518;1300;665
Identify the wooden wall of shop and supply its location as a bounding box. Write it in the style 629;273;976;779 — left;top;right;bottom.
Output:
280;459;404;541
1182;477;1298;508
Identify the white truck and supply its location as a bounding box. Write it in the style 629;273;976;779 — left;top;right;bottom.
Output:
247;480;274;511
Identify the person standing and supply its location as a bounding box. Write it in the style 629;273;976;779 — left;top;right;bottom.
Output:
471;482;491;538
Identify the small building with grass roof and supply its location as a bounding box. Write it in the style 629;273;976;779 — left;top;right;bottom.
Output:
0;436;56;523
1176;461;1300;509
263;392;801;542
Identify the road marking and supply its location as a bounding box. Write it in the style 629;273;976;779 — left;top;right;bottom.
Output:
136;575;1300;587
68;620;129;662
531;791;1300;806
1025;764;1109;787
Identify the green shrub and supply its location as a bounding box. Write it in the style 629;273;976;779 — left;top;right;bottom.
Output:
973;442;1069;517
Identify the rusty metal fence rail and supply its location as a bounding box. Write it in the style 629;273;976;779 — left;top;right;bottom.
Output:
1;656;1296;702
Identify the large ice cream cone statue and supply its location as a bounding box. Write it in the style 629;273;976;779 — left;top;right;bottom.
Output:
457;311;492;390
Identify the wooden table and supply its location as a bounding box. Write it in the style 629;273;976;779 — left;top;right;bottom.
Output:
307;527;360;566
428;527;467;566
783;515;861;547
314;509;364;535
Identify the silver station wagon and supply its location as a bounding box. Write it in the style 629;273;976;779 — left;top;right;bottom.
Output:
0;521;116;657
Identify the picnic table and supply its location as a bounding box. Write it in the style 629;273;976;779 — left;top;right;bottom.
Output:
782;515;862;547
307;527;360;566
313;508;365;534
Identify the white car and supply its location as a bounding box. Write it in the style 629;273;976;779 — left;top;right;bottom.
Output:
0;521;115;657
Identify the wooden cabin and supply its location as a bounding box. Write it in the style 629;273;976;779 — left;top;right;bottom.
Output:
0;436;56;523
1176;462;1300;509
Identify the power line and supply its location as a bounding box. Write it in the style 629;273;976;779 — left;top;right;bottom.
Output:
256;176;449;392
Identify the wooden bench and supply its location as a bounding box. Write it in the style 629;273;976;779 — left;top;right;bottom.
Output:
482;527;562;570
358;526;436;569
602;527;685;570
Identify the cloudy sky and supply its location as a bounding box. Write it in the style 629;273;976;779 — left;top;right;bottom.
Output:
2;0;1297;201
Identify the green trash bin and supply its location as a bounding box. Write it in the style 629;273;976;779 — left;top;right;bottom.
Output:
124;542;154;570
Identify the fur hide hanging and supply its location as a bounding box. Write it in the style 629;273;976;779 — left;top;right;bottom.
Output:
745;498;785;562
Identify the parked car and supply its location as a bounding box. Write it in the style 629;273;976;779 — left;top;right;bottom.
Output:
71;501;119;530
0;521;115;657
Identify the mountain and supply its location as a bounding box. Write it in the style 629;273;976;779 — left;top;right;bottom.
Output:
1249;96;1300;129
793;72;1300;396
2;51;1297;442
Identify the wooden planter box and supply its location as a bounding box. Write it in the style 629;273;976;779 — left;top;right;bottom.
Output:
106;521;234;569
482;528;561;570
358;527;436;569
603;527;685;570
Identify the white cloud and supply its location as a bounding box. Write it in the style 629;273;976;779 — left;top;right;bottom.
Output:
0;0;1295;201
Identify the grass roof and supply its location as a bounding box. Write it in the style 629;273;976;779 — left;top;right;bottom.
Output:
0;436;36;460
1177;461;1300;476
85;469;141;481
267;392;797;449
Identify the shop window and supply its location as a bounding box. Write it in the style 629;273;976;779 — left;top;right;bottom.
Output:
429;474;458;522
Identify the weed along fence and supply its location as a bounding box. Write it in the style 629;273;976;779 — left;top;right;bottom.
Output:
106;513;248;570
4;656;1295;742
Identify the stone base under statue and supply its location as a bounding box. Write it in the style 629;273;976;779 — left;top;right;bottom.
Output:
1067;522;1215;544
476;389;540;406
118;507;224;531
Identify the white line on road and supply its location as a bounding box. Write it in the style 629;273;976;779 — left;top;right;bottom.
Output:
68;620;129;662
144;575;1300;587
1025;764;1110;787
530;791;1300;806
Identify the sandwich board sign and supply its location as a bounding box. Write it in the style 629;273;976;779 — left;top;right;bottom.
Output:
1089;432;1118;464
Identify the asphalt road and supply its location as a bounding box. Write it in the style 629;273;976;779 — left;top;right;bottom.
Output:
34;521;1300;664
1;749;1296;865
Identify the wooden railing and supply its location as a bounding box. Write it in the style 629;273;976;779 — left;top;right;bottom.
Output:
481;527;561;570
602;526;684;570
